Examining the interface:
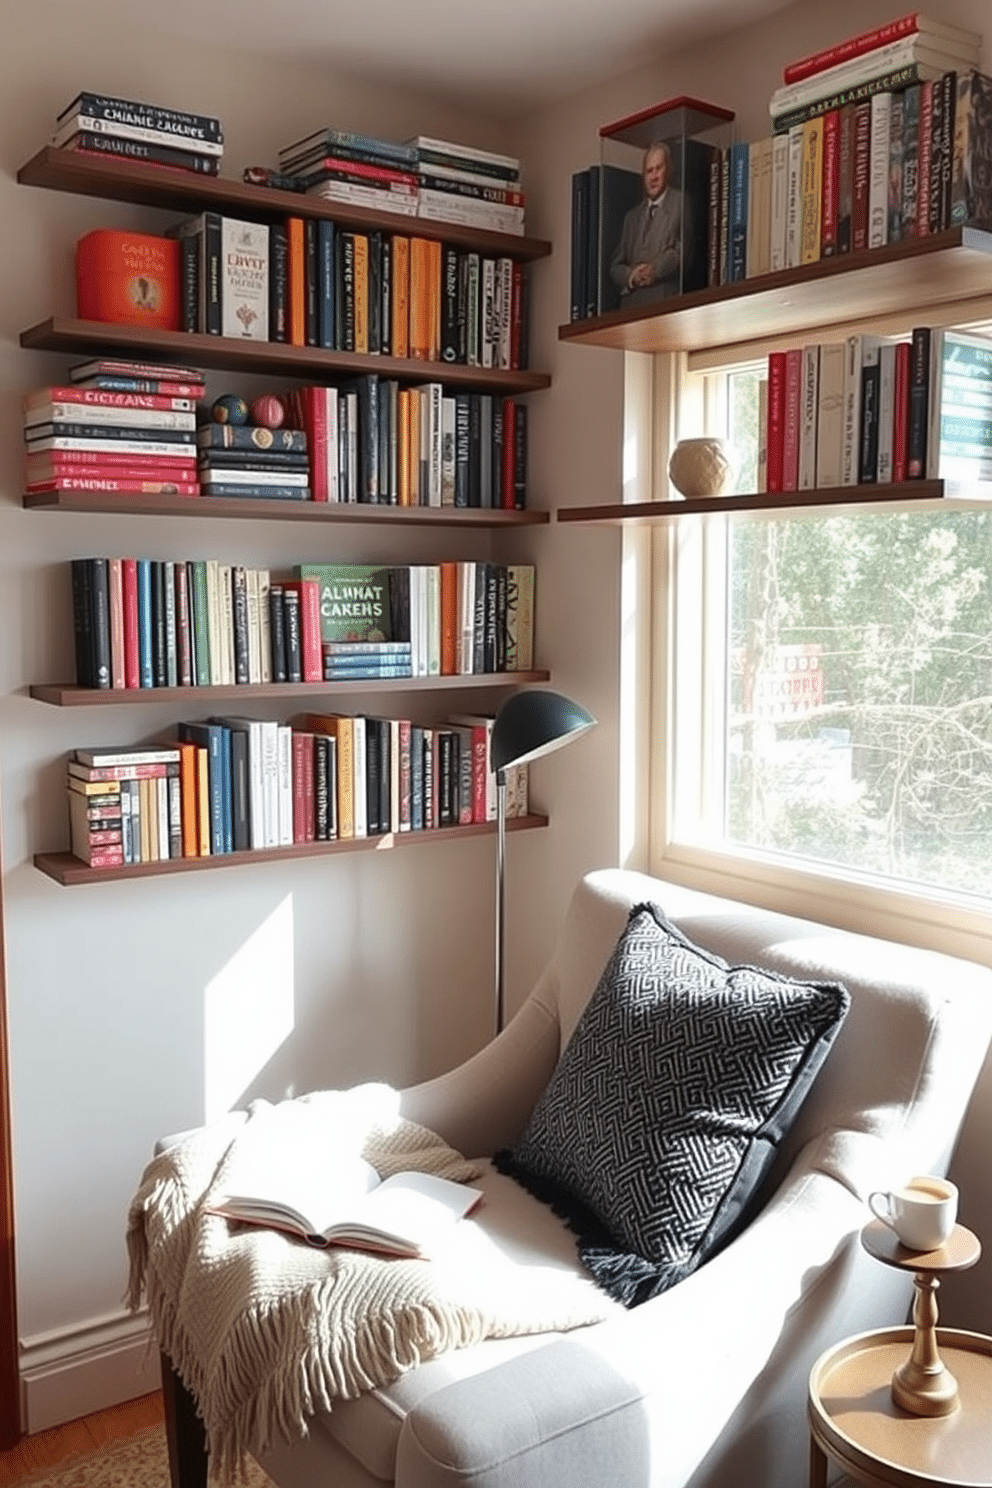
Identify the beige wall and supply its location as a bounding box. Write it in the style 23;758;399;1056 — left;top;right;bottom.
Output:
2;0;991;1429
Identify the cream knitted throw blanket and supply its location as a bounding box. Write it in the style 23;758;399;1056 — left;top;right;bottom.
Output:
126;1084;616;1478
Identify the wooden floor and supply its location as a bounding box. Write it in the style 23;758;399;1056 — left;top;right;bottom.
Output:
0;1391;164;1486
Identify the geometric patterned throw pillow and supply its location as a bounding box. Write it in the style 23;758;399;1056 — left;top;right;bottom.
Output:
497;902;850;1306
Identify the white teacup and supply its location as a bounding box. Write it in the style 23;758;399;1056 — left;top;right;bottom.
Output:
868;1175;958;1251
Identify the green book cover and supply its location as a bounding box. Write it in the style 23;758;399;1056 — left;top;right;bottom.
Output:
295;563;395;644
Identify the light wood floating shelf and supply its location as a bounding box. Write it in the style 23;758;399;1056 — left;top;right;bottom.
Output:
558;227;992;355
556;479;992;522
22;489;549;525
20;318;551;393
30;672;550;706
17;147;553;262
35;813;548;885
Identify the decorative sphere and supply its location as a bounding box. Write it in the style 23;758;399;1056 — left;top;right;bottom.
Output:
250;394;286;429
668;437;739;499
212;394;249;426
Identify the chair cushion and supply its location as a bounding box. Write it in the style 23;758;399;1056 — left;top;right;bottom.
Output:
497;901;850;1305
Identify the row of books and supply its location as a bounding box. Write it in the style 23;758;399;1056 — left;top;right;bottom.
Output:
165;210;530;366
757;326;992;494
285;381;528;508
70;558;537;690
709;66;991;287
275;128;526;236
66;713;529;866
23;379;202;496
53;89;224;176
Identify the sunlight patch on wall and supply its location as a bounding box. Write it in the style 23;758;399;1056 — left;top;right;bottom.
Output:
204;895;295;1120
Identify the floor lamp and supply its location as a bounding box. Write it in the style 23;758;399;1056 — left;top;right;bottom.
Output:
490;689;596;1036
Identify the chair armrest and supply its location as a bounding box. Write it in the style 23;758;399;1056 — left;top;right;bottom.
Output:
397;1157;909;1488
398;995;560;1157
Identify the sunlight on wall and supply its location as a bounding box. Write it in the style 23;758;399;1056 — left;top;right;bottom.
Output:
203;895;295;1120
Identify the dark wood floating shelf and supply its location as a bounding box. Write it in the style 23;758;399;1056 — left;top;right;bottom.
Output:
35;813;548;885
558;226;992;354
30;671;550;706
22;488;549;526
17;147;552;262
20;317;551;394
556;479;992;522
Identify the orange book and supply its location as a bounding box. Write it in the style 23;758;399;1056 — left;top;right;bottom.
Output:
75;229;180;332
398;389;412;506
178;742;198;858
286;217;306;347
391;236;410;358
427;239;442;360
304;714;354;840
409;388;421;505
440;561;458;676
353;233;369;354
409;237;432;360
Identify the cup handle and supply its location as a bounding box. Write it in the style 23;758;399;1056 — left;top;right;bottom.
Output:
868;1191;894;1228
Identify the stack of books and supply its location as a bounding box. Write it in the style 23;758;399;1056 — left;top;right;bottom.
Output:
409;135;526;236
197;422;312;501
52;90;224;177
24;359;202;497
68;745;182;868
278;128;420;217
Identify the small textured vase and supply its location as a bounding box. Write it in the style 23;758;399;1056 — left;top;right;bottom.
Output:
668;437;739;498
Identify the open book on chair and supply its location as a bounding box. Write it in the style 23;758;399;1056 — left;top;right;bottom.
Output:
209;1165;483;1259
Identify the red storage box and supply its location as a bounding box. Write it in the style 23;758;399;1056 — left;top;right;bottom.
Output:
75;229;180;331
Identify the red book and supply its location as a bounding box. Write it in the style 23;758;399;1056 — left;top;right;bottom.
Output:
25;455;198;482
283;579;322;682
783;14;947;84
782;348;803;492
297;154;418;188
291;731;312;844
23;385;196;413
820;110;840;256
766;351;787;492
851;102;872;251
510;262;525;370
25;476;199;496
286;385;330;502
75;229;181;332
501;398;516;509
121;558;140;690
892;340;912;482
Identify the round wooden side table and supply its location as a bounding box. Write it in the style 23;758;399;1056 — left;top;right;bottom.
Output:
808;1326;992;1488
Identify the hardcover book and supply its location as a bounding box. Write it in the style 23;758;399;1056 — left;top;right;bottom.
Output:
220;218;270;340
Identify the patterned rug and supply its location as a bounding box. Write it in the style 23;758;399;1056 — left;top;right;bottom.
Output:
14;1425;275;1488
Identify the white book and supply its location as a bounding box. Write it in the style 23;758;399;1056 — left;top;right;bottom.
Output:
876;342;898;484
351;716;367;840
245;569;261;685
786;125;804;269
259;720;281;848
24;402;196;430
481;257;497;369
417;190;524;235
417;566;431;676
425;564;441;677
868;93;892;250
769;33;980;117
205;560;223;686
458;562;476;675
277;725;293;846
816;341;846;488
257;569;272;684
440;395;456;506
220;564;235;685
220;218;270;341
798;345;820;489
770;133;790;273
156;775;170;861
307;180;420;216
389;719;401;834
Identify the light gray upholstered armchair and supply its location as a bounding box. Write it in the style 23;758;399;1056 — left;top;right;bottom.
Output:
160;867;992;1488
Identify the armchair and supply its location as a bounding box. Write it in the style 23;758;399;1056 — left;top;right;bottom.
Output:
159;867;992;1488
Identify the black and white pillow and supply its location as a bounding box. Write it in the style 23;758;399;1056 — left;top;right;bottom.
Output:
497;902;850;1306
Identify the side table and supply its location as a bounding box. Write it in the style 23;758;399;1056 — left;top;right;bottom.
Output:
808;1326;992;1488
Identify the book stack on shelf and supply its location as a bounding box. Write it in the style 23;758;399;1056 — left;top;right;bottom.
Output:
52;90;224;176
757;324;992;495
67;556;536;691
409;135;526;237
198;409;311;502
63;710;530;867
278;128;420;216
24;361;203;497
710;14;989;286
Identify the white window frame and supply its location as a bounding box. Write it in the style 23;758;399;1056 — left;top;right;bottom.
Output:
645;348;992;967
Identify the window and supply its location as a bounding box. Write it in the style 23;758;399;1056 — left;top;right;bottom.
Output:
662;360;992;916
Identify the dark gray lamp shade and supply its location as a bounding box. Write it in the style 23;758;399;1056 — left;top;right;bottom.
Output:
491;689;596;774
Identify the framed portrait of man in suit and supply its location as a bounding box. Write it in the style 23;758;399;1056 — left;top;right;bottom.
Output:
597;96;734;315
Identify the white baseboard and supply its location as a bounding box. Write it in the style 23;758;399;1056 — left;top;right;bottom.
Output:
20;1310;161;1434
